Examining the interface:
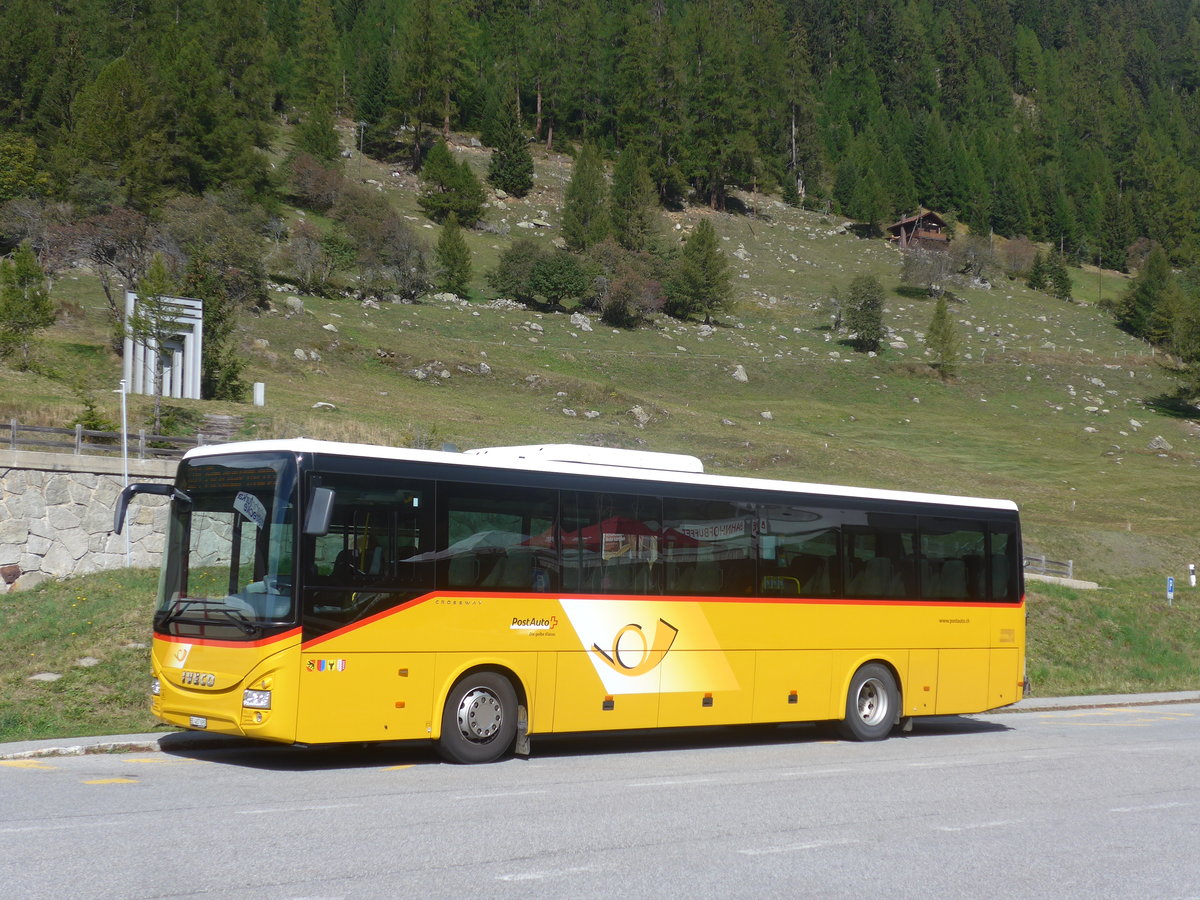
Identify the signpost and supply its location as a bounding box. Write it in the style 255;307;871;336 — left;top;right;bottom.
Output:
1167;576;1174;606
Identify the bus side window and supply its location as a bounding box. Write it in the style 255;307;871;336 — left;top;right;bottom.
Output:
438;481;558;592
305;473;434;594
920;519;986;601
565;491;661;595
663;497;754;597
845;515;916;599
757;505;842;599
989;527;1019;602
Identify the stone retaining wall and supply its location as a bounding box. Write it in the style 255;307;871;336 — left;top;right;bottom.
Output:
0;450;177;592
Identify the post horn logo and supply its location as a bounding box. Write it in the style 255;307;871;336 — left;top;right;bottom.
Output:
591;618;679;676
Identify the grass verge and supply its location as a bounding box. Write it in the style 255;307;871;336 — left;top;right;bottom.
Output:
3;570;1198;743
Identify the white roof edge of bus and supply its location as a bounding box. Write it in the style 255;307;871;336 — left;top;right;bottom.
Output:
182;438;1018;512
464;443;705;474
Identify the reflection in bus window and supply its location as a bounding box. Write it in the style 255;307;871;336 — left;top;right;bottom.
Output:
758;504;841;598
563;492;661;594
439;482;557;591
663;497;755;595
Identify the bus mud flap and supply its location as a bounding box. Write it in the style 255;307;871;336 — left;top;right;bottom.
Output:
515;704;531;757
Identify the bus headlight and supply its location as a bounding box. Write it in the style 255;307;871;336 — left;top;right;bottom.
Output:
243;689;272;710
151;677;161;696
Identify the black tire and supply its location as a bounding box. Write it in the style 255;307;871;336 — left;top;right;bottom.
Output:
437;671;518;764
836;663;899;742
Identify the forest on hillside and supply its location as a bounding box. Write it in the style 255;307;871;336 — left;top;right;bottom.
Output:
1;0;1199;265
1;0;1200;405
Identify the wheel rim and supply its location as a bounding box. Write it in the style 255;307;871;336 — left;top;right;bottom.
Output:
855;676;889;727
456;686;504;743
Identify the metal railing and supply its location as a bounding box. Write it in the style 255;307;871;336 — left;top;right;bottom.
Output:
6;418;205;460
1024;554;1074;579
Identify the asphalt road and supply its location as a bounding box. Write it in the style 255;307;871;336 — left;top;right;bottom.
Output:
3;700;1199;899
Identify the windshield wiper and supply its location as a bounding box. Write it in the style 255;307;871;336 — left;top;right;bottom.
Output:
159;598;261;636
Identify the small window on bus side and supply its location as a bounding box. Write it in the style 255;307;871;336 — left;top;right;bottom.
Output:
439;482;558;591
920;518;986;601
757;504;841;598
989;524;1019;602
662;497;755;596
563;491;661;595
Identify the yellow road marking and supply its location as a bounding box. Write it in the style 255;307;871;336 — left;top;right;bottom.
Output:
0;760;56;770
83;778;138;784
385;764;415;771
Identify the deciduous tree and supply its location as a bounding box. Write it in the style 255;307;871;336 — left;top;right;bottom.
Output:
0;243;55;369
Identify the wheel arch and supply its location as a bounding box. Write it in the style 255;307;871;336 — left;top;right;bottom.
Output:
430;661;529;741
834;656;904;725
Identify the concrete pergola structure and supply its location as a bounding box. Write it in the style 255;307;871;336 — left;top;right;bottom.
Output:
122;291;204;400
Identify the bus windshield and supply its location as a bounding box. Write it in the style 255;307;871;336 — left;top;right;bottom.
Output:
156;452;297;640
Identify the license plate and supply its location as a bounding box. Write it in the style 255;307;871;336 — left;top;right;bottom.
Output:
189;716;208;729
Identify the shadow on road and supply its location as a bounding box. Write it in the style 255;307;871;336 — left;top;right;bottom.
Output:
158;714;1010;771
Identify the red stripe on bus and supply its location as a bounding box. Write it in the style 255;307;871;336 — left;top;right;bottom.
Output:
298;591;1024;648
155;627;302;649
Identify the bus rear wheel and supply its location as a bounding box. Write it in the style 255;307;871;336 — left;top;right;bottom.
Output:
837;663;898;741
438;671;518;764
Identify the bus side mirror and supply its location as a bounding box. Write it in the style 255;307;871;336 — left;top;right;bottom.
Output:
304;487;335;536
113;483;191;534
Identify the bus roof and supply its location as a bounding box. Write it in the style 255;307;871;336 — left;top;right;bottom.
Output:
182;438;1019;513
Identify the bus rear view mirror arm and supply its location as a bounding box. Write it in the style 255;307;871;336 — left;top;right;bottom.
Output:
113;483;192;534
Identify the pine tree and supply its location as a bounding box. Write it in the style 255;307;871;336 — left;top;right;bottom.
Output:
609;147;658;253
1117;245;1180;345
926;295;960;379
418;141;485;225
294;101;341;162
665;219;731;324
1047;252;1073;301
296;0;340;110
562;142;608;252
1026;252;1048;291
486;101;534;198
435;214;472;297
845;274;885;353
402;0;469;163
0;243;55;370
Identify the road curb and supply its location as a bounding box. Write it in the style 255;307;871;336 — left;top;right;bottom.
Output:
0;731;255;761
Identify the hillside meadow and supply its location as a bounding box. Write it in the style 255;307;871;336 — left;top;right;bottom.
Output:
2;146;1199;741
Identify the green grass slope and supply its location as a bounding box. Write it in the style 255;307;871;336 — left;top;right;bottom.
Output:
4;570;1198;743
9;146;1195;578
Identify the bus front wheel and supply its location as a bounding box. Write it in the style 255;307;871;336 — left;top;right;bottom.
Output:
437;671;518;764
837;663;898;741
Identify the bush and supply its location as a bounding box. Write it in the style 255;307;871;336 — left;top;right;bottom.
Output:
487;238;546;303
288;152;345;212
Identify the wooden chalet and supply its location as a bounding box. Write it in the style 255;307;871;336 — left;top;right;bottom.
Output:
887;210;950;249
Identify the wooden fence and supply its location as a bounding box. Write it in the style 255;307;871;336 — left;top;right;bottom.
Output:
1023;554;1074;579
6;418;205;460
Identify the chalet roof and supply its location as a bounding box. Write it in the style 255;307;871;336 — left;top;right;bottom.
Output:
887;209;949;232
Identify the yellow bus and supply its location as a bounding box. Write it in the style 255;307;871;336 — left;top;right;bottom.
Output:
115;439;1025;763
